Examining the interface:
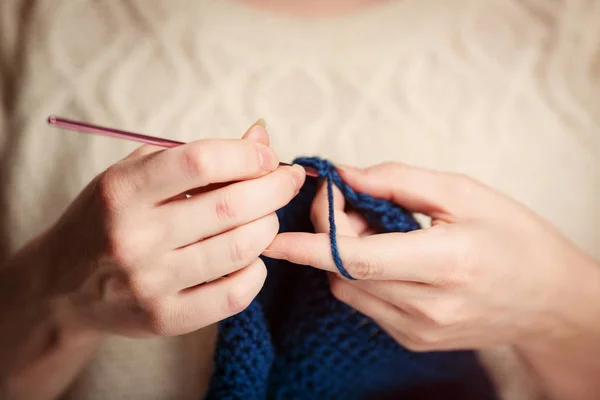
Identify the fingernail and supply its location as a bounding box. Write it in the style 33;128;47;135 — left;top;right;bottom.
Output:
257;143;278;171
242;118;267;139
291;164;306;190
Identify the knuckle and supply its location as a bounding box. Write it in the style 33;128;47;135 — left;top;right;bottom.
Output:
96;167;128;212
346;257;383;280
448;172;481;198
225;282;254;315
422;307;453;329
401;300;430;319
405;329;439;351
181;145;213;183
105;234;136;267
105;227;154;268
418;299;465;329
215;190;238;222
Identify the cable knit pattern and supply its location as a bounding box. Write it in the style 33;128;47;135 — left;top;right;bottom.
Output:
206;157;497;399
1;1;599;399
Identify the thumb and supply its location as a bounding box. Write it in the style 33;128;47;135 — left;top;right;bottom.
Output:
242;118;270;146
337;162;490;221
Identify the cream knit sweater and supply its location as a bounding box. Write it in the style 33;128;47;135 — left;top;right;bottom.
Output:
1;0;599;399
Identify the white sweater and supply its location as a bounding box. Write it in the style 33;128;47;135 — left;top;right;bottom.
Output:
1;0;599;398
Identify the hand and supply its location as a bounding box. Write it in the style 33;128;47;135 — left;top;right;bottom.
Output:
265;162;600;354
27;123;305;338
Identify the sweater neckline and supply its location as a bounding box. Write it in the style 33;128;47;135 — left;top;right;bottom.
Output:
199;0;411;59
223;0;400;22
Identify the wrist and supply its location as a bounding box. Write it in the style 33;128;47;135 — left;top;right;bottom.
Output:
515;256;600;399
2;233;106;347
1;238;106;400
520;255;600;350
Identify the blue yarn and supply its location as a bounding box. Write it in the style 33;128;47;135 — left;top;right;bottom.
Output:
303;157;419;280
324;165;355;280
204;157;497;400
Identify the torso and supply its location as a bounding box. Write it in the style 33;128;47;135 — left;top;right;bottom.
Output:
2;0;598;398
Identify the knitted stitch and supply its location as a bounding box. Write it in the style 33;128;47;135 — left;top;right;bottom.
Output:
205;157;497;400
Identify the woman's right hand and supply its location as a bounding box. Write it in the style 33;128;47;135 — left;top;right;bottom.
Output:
31;123;305;338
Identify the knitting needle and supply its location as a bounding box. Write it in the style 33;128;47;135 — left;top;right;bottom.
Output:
47;116;319;178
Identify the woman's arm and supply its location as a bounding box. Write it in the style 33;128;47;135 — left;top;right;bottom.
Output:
515;254;600;400
0;235;105;400
0;4;96;397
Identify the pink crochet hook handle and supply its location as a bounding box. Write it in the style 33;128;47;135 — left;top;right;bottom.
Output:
47;116;319;178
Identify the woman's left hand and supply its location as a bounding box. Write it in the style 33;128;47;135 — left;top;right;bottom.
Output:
264;162;600;358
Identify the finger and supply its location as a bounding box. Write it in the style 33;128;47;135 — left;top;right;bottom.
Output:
373;312;466;351
242;119;269;145
159;213;278;291
330;275;454;351
329;274;408;327
265;226;454;282
310;180;357;236
157;258;267;335
349;279;435;312
337;163;492;220
115;132;279;204
372;318;417;350
169;120;271;201
168;121;271;201
160;165;304;247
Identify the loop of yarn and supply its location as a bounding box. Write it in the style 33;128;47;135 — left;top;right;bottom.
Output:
295;157;419;280
326;164;355;280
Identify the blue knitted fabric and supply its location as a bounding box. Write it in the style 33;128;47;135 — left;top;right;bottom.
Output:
205;157;497;400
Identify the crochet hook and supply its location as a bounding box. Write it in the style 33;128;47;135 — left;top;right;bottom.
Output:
47;116;319;178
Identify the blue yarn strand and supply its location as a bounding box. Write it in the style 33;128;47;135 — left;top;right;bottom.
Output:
297;157;420;281
326;170;356;280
